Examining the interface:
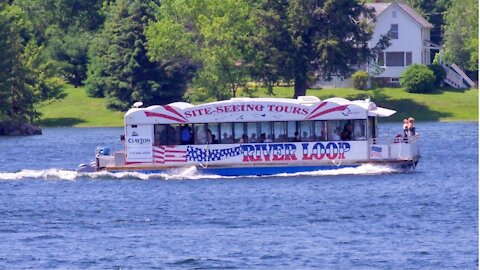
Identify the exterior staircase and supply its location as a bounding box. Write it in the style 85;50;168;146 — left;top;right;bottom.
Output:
442;63;475;89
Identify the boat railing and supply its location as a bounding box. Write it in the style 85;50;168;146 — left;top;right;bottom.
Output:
369;134;420;160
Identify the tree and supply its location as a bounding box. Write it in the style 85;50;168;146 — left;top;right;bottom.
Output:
250;0;377;98
146;0;253;101
402;0;449;45
14;0;105;86
0;3;64;122
85;0;193;111
443;0;478;71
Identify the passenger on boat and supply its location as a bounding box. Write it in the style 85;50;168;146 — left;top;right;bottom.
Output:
341;123;353;140
402;118;409;137
331;128;341;141
407;117;416;136
294;131;301;142
250;133;257;143
222;132;233;143
207;128;213;144
181;124;192;145
196;125;211;144
302;131;310;142
240;134;248;143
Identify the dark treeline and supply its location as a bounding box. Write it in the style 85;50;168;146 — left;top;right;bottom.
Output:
0;0;477;123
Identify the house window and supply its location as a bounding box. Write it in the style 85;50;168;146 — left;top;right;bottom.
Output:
392;11;397;18
377;52;384;66
385;52;404;66
406;52;412;65
389;24;399;39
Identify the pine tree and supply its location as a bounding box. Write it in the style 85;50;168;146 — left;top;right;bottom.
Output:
86;0;193;111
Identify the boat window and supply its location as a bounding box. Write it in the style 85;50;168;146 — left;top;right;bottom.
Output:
298;121;313;142
339;120;353;141
207;123;220;144
368;116;376;139
353;120;366;140
327;120;342;141
314;121;327;141
233;122;245;143
154;124;178;145
194;124;211;144
273;122;287;142
287;121;298;141
259;122;273;143
246;122;259;143
219;122;234;144
180;124;194;145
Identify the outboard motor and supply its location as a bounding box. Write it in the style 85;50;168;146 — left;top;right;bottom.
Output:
77;161;97;173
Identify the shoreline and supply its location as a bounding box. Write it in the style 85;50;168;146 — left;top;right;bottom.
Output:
35;119;479;128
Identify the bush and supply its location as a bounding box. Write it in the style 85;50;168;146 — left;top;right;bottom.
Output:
428;64;446;88
351;70;369;90
400;64;435;93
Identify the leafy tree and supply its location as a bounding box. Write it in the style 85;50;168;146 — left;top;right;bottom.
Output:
0;3;64;122
86;0;193;111
403;0;449;45
427;64;446;88
14;0;105;86
443;0;478;71
146;0;253;101
250;0;379;98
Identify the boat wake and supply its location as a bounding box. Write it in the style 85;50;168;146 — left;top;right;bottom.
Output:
0;164;399;181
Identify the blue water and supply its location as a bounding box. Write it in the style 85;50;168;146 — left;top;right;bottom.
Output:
0;122;477;269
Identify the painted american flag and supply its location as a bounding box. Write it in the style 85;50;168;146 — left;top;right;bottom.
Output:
153;146;187;163
187;146;243;162
370;146;383;158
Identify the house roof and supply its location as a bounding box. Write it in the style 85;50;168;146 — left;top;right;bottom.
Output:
366;2;434;28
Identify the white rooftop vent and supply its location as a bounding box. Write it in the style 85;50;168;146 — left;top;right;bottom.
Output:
132;101;143;108
297;96;320;103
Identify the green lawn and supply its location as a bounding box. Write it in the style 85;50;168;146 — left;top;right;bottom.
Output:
36;85;124;127
247;86;479;122
36;84;478;127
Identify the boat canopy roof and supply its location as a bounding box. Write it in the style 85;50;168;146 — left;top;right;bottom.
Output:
124;96;396;125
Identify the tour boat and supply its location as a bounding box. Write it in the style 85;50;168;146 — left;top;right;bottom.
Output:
79;96;420;176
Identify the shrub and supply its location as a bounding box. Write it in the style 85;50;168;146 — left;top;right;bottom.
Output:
351;70;369;90
400;64;435;93
428;64;446;88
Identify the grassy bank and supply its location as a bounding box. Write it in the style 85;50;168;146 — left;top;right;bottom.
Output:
249;86;479;122
36;84;124;127
36;84;478;127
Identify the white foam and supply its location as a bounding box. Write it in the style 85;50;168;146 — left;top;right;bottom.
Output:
270;164;398;178
0;169;78;180
0;164;398;181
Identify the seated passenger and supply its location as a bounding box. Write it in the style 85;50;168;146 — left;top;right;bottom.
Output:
302;131;310;142
341;123;353;141
250;133;257;143
222;132;233;143
240;134;248;143
260;133;272;143
331;128;341;141
294;131;301;142
180;124;192;145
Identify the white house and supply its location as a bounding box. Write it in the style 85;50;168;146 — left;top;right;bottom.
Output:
312;2;473;89
366;2;434;84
